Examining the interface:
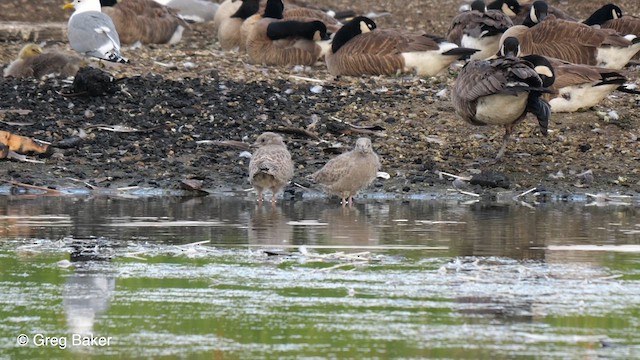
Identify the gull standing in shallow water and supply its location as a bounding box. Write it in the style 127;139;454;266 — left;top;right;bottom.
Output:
63;0;129;63
248;132;294;205
310;137;381;207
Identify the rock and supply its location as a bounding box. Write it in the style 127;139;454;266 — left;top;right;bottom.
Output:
470;171;511;189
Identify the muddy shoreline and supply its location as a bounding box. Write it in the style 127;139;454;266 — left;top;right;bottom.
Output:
0;0;639;200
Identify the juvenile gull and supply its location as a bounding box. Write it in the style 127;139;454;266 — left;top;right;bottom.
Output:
310;137;381;207
248;132;294;204
64;0;129;63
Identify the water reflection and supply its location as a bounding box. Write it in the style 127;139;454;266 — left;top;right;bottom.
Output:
63;242;115;339
1;195;639;359
0;196;638;262
315;206;380;245
247;205;293;245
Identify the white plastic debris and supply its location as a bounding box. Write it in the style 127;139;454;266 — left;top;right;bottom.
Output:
310;85;323;94
376;171;391;179
239;151;252;159
435;88;447;98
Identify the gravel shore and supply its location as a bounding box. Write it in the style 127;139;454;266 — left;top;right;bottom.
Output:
0;0;638;198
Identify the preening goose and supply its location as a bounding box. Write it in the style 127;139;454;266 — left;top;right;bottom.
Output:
326;16;479;77
518;0;547;27
218;0;260;50
283;6;342;33
486;0;521;17
246;18;329;66
520;0;575;22
3;44;83;78
309;137;381;207
522;54;639;113
487;0;575;23
249;132;294;204
584;4;640;37
64;0;129;63
447;0;514;60
100;0;189;45
451;37;553;160
500;16;640;69
240;0;340;54
240;0;284;53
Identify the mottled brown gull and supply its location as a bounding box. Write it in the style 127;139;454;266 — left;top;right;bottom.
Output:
310;137;381;207
248;132;294;204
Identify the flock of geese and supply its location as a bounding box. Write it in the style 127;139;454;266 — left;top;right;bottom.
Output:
2;0;640;202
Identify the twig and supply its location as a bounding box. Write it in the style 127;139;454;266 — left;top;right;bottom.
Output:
0;109;32;116
176;240;211;249
5;151;45;163
314;262;368;272
438;171;471;181
293;182;310;190
288;75;325;83
0;179;63;195
451;188;480;197
513;187;537;200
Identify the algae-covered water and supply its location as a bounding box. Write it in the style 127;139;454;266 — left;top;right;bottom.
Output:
1;195;639;359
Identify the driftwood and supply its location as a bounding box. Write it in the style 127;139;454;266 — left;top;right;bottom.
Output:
0;21;67;42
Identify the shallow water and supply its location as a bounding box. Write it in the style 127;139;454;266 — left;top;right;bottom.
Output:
1;195;639;359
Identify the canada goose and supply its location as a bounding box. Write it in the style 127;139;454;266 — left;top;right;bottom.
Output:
100;0;189;45
240;0;340;53
3;44;83;78
517;0;576;23
249;132;294;204
522;54;639;113
63;0;129;63
452;36;553;160
326;16;479;77
583;4;640;37
500;17;640;69
246;18;329;66
309;137;381;207
486;0;521;18
218;0;260;50
487;0;575;23
283;5;342;33
447;0;514;60
240;0;282;52
518;0;547;27
212;0;242;35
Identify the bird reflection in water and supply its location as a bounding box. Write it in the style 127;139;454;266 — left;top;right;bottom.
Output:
62;239;116;342
247;205;293;246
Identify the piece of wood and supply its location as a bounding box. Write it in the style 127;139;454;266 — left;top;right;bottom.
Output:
0;21;67;42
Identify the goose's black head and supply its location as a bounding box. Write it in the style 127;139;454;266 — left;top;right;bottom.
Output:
522;54;555;88
500;36;521;57
487;0;521;17
231;0;260;20
583;4;623;26
263;0;284;19
331;16;377;54
470;0;487;13
523;1;548;27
